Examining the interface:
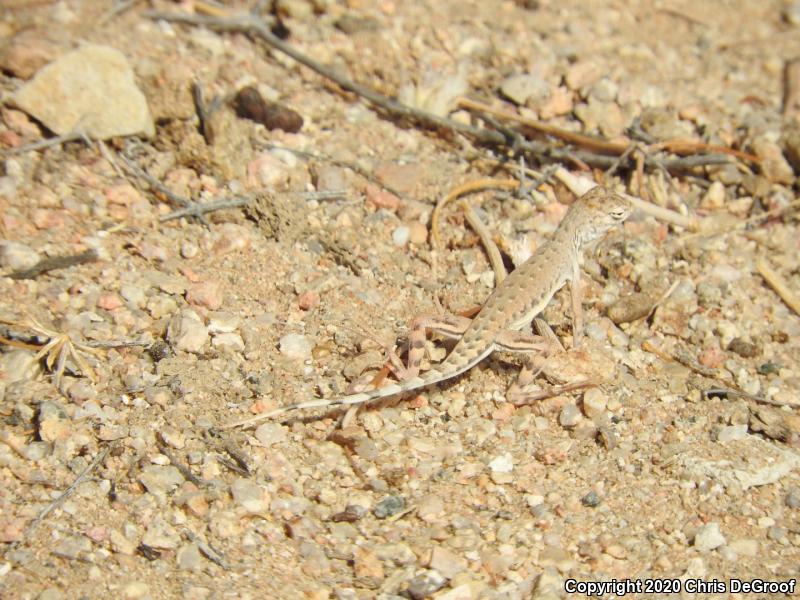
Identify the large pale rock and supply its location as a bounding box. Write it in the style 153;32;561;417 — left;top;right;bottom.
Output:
13;44;154;139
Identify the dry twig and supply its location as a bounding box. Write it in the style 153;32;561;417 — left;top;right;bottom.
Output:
757;259;800;316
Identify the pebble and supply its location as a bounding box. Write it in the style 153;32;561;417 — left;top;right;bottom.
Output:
581;491;601;507
207;311;240;334
353;546;384;584
279;333;314;361
120;284;146;308
373;496;406;519
364;184;401;211
254;422;287;446
122;582;150;599
700;181;726;209
429;546;467;579
500;73;549;105
716;424;748;442
0;31;63;79
392;225;410;246
408;221;428;245
230;478;269;513
693;522;726;552
0;240;40;271
142;517;180;549
180;241;199;259
786;488;800;509
488;453;514;473
751;137;794;184
186;280;223;310
167;310;209;353
138;465;185;500
211;332;245;352
728;539;758;557
37;400;70;442
406;570;447;599
176;542;203;571
13;44;154;139
559;403;582;428
581;388;608;419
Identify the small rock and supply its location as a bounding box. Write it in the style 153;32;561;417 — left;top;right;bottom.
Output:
752;137;794;184
167;310;209;353
500;73;549;105
728;338;759;358
408;221;428;245
581;491;601;507
767;526;787;541
373;495;406;519
254;422;287;446
176;543;203;571
716;424;748;443
786;488;800;508
122;582;150;599
233;86;303;133
406;570;447;600
728;539;758;557
559;403;582;428
297;290;319;311
141;518;180;549
230;478;269;513
97;292;123;311
353;546;384;584
429;546;467;579
37;400;70;442
180;241;199;259
700;181;726;209
138;465;185;499
581;388;607;419
185;280;223;310
279;333;313;361
13;44;154;139
364;184;400;211
0;240;40;271
392;225;410;246
211;332;245;352
488;453;514;473
693;522;726;552
207;311;240;334
0;31;63;79
313;165;347;192
120;284;146;308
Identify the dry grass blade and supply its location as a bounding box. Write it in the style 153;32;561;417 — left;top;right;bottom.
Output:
0;314;103;388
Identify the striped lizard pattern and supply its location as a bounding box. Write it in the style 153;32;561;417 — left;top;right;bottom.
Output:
228;186;631;428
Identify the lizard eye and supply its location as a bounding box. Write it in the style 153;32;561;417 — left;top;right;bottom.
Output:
610;209;627;220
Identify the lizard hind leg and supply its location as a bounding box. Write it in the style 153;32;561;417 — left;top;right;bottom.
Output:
341;313;473;427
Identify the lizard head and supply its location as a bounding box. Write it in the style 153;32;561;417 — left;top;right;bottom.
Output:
569;186;632;247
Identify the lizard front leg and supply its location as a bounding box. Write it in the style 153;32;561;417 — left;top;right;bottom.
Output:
570;260;584;350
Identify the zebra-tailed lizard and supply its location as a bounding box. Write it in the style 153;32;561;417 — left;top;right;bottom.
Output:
227;186;632;429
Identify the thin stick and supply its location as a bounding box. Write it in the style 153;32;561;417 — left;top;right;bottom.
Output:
460;200;507;285
704;388;799;408
431;178;520;249
12;444;113;549
1;130;89;157
7;249;98;280
511;379;599;405
757;259;800;316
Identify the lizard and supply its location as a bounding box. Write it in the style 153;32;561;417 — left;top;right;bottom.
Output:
226;185;632;429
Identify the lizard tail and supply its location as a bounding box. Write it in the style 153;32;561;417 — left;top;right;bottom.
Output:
223;350;488;430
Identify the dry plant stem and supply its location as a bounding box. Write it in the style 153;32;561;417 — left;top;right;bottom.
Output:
460;199;507;285
142;12;726;172
1;130;89;157
458;98;760;164
510;379;598;405
705;388;799;408
554;167;699;230
757;259;800;316
8;249;98;280
143;11;506;145
156;435;207;487
431;178;520;249
10;444;114;551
